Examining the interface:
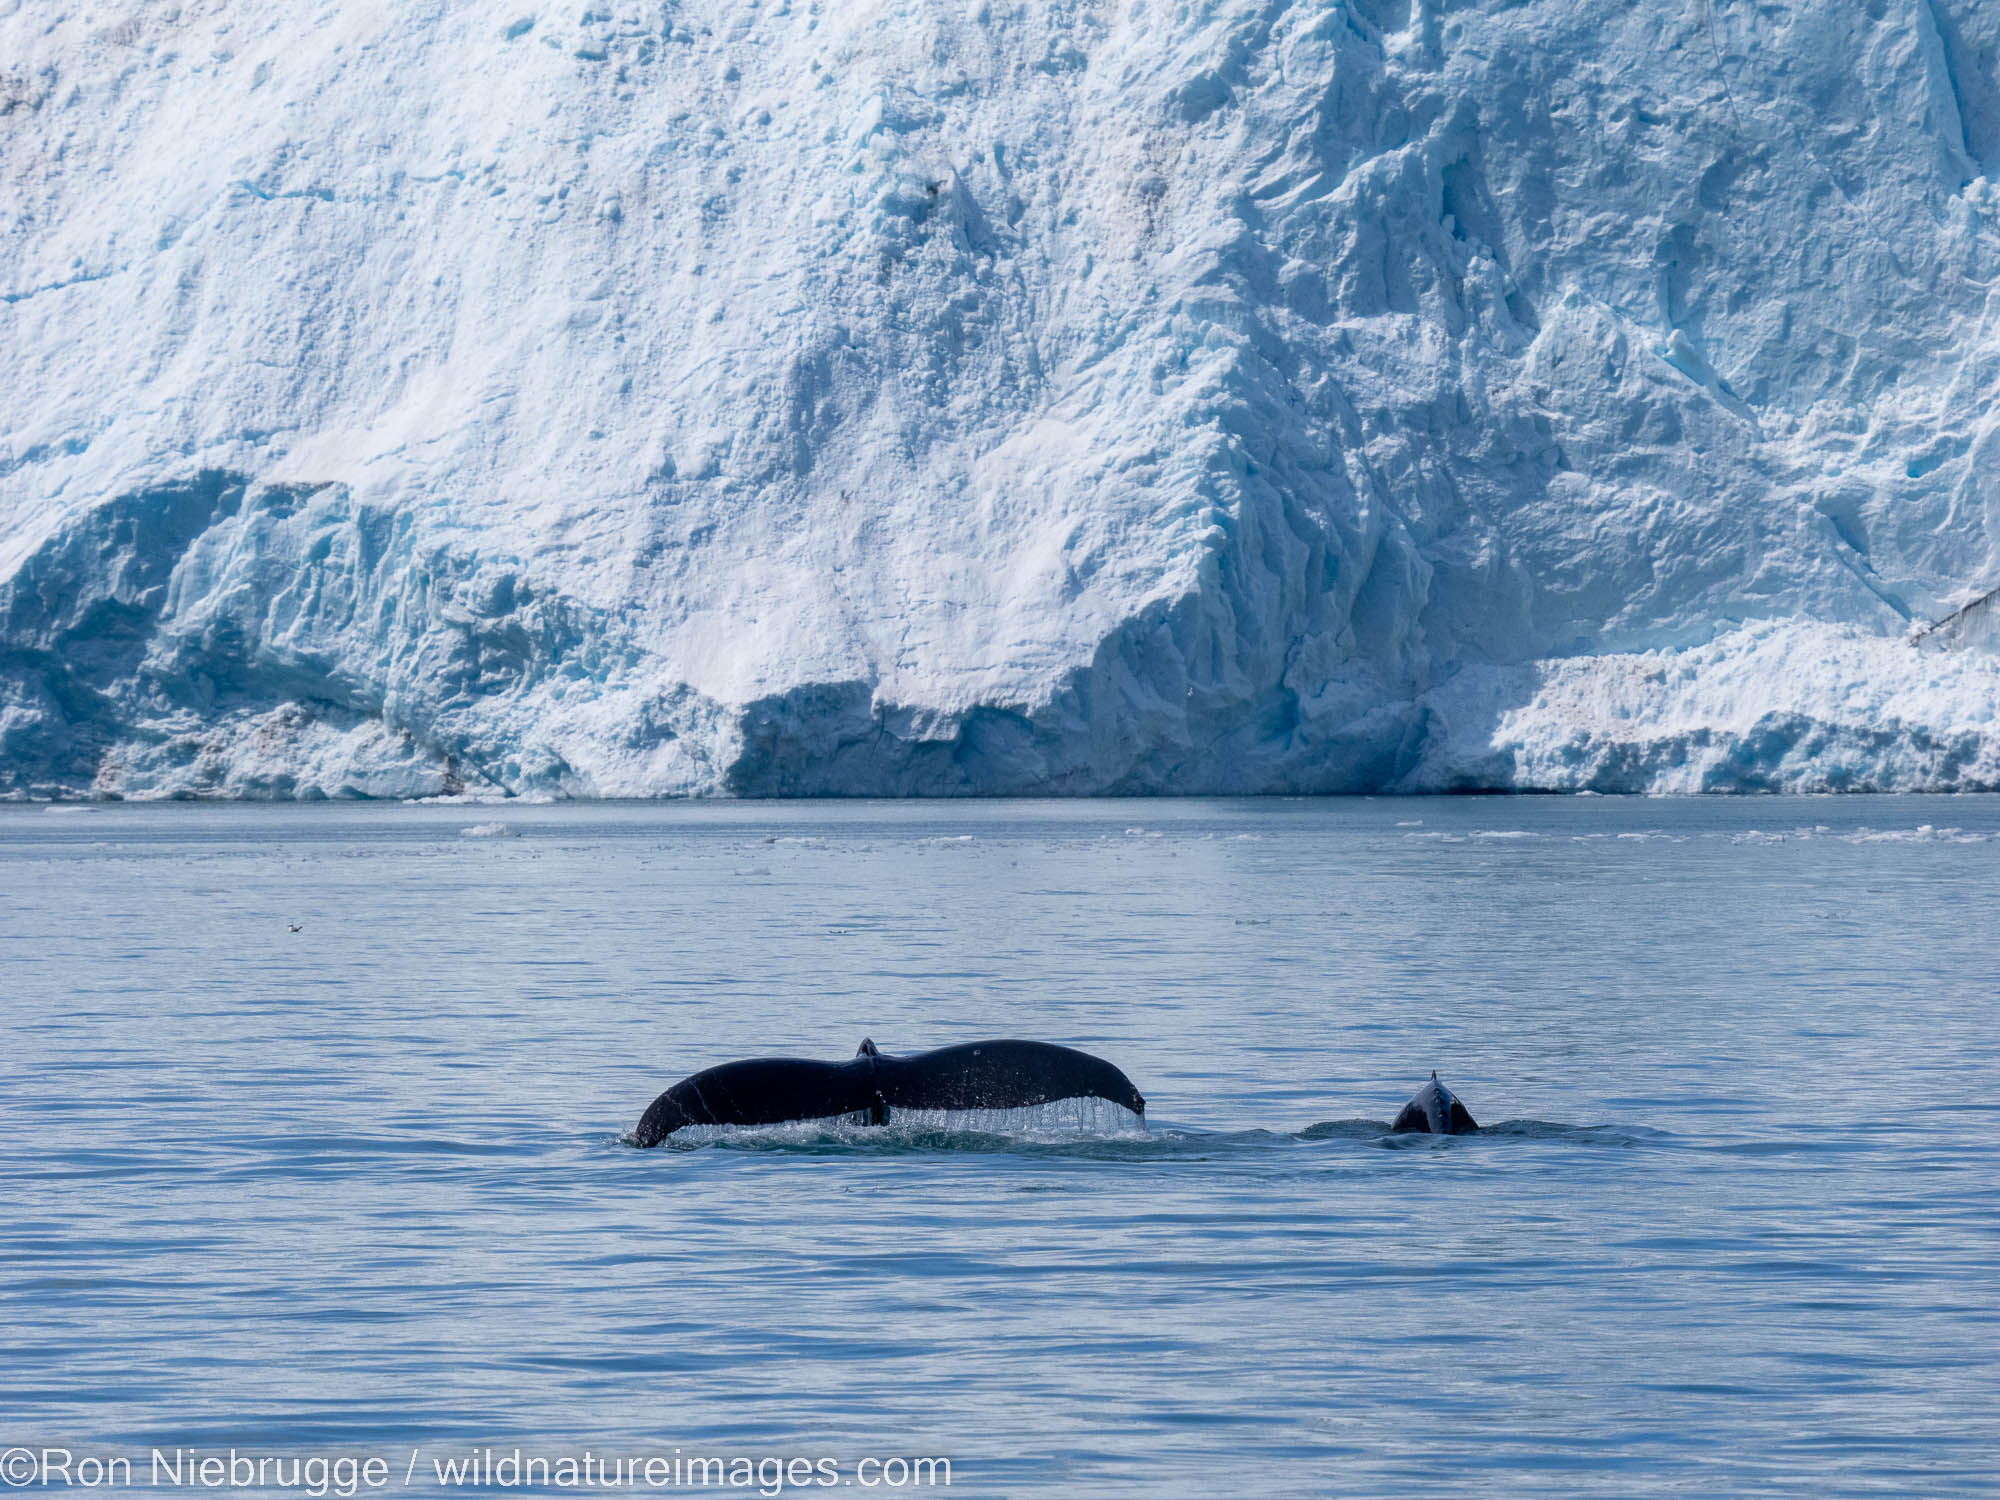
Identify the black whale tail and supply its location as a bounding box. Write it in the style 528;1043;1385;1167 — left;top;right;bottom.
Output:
1390;1071;1479;1135
633;1038;1145;1145
877;1039;1145;1118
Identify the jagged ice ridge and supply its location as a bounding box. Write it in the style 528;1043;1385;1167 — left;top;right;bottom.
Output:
6;0;2000;797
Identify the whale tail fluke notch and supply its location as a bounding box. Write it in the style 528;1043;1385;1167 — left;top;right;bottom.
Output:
633;1038;1145;1146
1390;1072;1479;1135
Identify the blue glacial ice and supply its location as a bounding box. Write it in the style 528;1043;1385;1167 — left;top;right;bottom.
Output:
5;1;2000;796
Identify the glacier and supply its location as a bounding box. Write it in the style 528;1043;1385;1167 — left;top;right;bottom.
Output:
6;0;2000;797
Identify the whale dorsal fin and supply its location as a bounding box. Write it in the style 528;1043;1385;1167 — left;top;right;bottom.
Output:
856;1038;880;1059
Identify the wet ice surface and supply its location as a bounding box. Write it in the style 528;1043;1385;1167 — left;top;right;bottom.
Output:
3;796;1997;1496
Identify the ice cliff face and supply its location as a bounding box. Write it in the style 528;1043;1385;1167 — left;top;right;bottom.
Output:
7;0;2000;797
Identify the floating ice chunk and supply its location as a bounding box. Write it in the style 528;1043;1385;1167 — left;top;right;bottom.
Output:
1844;825;1987;843
460;821;515;838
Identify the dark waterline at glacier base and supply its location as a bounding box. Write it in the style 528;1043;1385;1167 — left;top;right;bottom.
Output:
3;797;1996;1497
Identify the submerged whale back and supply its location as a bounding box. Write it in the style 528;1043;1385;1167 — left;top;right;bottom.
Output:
1390;1073;1479;1135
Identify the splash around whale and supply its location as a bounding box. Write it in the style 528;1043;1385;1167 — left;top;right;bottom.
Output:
632;1038;1147;1147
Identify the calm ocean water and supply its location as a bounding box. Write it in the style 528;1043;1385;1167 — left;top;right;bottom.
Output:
2;797;1996;1498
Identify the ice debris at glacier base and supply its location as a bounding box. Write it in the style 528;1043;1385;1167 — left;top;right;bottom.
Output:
5;1;2000;797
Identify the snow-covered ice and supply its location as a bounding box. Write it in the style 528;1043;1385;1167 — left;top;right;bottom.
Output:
6;1;2000;796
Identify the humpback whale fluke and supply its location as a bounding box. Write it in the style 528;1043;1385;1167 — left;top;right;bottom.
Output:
1390;1072;1478;1135
633;1038;1146;1146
